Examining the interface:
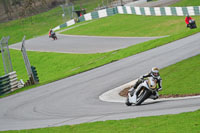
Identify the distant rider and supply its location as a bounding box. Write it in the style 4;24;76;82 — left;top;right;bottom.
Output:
49;29;57;40
130;67;162;99
185;15;193;28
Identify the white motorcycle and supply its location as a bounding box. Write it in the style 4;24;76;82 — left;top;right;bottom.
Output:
126;77;159;106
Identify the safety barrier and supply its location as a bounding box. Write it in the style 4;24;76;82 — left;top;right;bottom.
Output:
53;7;118;31
53;6;200;31
118;6;200;16
78;7;118;22
0;71;18;96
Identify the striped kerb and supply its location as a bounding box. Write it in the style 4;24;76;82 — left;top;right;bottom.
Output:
84;13;92;21
135;7;141;15
131;7;136;14
140;7;145;15
106;8;116;16
117;6;124;14
122;6;127;14
60;23;67;28
113;7;118;14
98;9;108;18
53;26;60;31
182;7;189;15
53;6;200;33
171;7;177;16
154;7;161;16
150;7;156;15
91;11;99;19
144;7;151;16
125;6;132;14
176;7;184;16
78;16;85;22
193;6;200;15
67;19;75;26
187;7;195;16
160;8;166;16
165;7;172;16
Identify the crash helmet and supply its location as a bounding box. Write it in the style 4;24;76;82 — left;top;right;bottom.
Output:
151;67;159;78
186;14;190;18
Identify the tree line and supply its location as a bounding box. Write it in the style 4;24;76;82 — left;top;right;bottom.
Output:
0;0;72;22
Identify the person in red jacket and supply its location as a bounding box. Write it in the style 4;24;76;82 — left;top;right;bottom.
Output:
185;15;193;28
49;29;57;40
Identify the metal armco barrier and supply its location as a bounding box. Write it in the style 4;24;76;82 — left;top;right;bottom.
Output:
0;71;18;96
0;36;13;74
21;36;39;86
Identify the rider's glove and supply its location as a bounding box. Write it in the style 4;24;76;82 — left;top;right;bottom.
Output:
139;76;144;80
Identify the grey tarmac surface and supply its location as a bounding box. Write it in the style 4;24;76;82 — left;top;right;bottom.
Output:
10;34;161;53
1;33;200;131
126;0;180;7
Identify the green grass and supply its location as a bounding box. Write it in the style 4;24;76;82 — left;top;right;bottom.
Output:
160;54;200;95
1;25;200;98
61;14;200;37
0;7;64;45
73;0;103;12
1;15;200;97
2;109;200;133
1;11;200;98
171;0;200;7
0;0;106;45
1;49;110;84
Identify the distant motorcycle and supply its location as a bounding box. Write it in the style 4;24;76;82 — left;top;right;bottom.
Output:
49;30;57;40
188;19;197;29
50;32;57;40
126;77;159;106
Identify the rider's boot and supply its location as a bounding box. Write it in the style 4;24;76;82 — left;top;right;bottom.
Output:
149;91;159;100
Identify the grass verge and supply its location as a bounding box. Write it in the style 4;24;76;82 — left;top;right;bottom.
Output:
0;0;107;45
160;54;200;96
171;0;200;7
1;24;200;98
61;14;200;37
120;53;200;97
0;7;64;45
1;109;200;133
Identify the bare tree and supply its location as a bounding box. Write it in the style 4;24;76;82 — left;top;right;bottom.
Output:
1;0;12;20
18;0;38;24
41;0;49;9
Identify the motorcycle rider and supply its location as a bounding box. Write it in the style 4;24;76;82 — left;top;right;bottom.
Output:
129;67;162;99
185;14;193;28
49;29;57;40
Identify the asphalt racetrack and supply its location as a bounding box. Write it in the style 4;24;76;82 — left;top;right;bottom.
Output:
10;34;161;53
1;33;200;131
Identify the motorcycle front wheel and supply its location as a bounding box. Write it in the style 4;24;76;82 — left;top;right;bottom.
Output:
135;87;150;105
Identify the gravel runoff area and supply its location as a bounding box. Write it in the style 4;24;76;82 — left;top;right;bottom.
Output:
10;34;161;53
125;0;180;7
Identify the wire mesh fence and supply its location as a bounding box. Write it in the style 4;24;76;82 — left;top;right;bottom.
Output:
21;36;32;77
0;36;13;75
21;36;39;85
